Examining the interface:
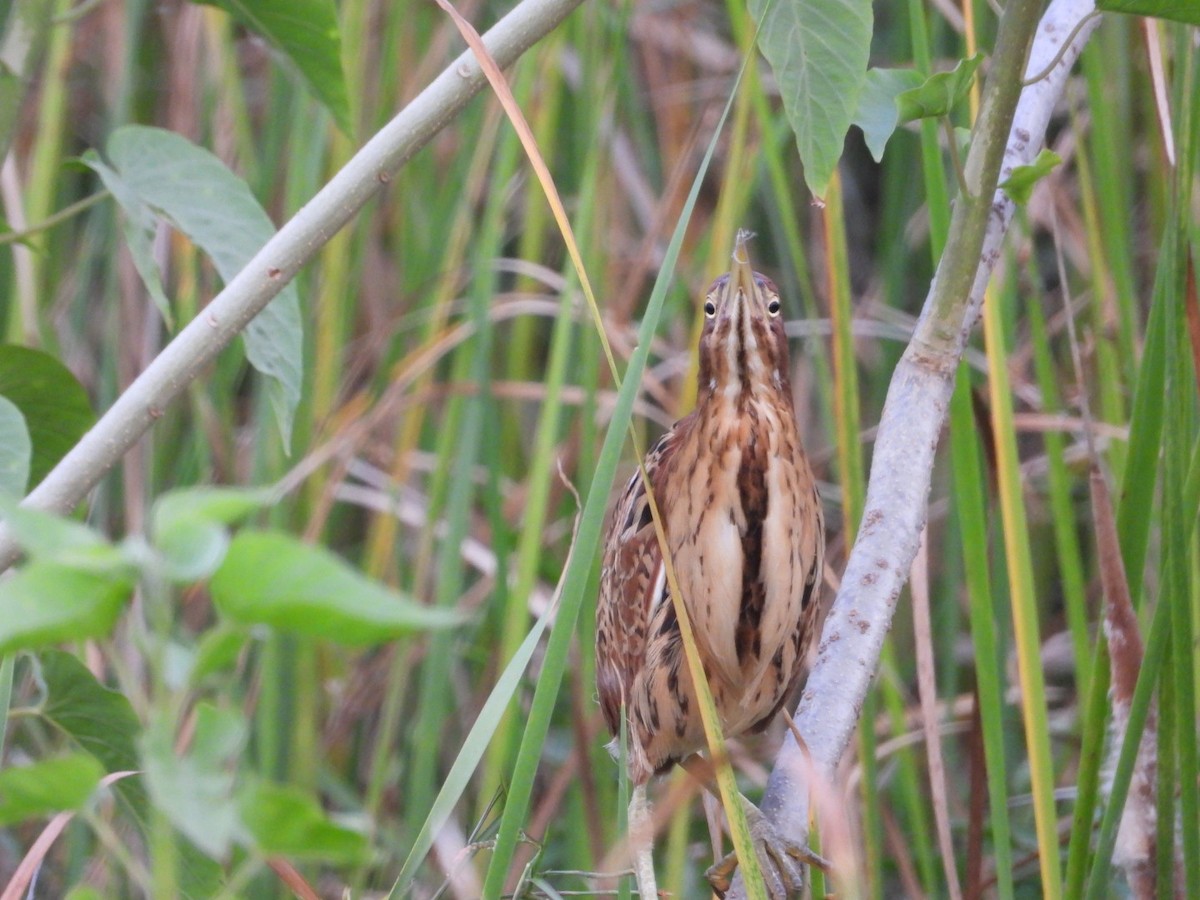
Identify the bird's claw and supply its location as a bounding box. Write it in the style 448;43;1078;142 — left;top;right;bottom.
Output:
704;802;829;899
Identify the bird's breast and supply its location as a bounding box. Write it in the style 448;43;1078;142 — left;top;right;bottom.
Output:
665;393;817;694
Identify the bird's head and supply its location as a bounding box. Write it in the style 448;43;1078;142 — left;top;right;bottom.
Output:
696;231;792;404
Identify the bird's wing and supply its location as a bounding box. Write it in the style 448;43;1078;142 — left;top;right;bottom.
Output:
595;430;677;736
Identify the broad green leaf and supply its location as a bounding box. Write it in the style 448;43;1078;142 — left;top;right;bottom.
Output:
749;0;873;199
0;753;105;825
141;705;246;859
0;345;96;489
0;564;132;653
81;151;173;325
64;888;105;900
99;126;302;449
239;779;368;863
0;497;130;573
1097;0;1200;24
211;530;465;644
151;485;275;535
0;395;30;496
853;67;924;162
192;0;352;134
151;519;230;583
38;650;146;811
1000;149;1063;205
897;53;984;122
149;486;274;582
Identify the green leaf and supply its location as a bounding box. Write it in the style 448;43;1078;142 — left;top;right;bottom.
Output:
211;530;465;644
81;151;173;326
999;149;1063;205
0;395;31;496
0;345;96;489
39;650;145;810
0;564;132;653
0;497;130;573
239;779;368;863
98;126;303;449
749;0;873;199
151;519;230;583
852;67;924;162
192;0;352;134
149;485;274;582
0;753;105;825
151;485;275;535
897;53;984;122
141;705;247;859
189;623;250;685
1096;0;1200;24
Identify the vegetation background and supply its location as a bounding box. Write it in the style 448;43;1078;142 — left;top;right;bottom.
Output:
0;0;1196;898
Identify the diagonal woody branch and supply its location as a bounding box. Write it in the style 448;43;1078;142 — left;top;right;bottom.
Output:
0;0;586;570
728;0;1102;894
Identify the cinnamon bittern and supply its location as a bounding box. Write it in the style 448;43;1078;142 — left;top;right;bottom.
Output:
596;232;825;898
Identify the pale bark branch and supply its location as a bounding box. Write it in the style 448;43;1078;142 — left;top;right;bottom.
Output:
729;0;1103;894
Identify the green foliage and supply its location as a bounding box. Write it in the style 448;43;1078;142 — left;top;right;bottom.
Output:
141;705;246;859
895;53;983;122
1000;150;1063;204
0;753;104;824
0;345;94;489
0;564;132;653
238;779;368;863
84;127;303;448
39;650;143;793
1097;0;1200;25
853;68;924;161
0;395;30;495
192;0;353;133
749;0;873;199
211;530;466;642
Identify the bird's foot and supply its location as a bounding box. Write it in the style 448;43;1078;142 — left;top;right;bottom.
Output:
705;797;829;899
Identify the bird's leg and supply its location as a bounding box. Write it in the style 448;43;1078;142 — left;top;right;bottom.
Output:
628;782;659;899
705;794;831;898
678;756;829;899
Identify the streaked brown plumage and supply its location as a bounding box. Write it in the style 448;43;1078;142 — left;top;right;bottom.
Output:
596;232;824;896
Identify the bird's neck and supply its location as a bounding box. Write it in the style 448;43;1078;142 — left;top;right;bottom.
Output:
696;369;794;415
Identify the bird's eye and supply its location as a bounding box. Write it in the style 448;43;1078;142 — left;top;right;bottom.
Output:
704;300;717;317
767;299;781;316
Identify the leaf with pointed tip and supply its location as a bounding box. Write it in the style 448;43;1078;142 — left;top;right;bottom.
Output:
239;779;368;863
0;564;133;654
192;0;352;133
38;650;145;812
140;705;247;860
99;126;302;449
149;486;273;583
0;345;96;489
211;530;466;644
0;496;130;573
1000;149;1063;205
0;754;105;825
82;151;173;326
853;67;924;162
897;53;984;122
748;0;873;199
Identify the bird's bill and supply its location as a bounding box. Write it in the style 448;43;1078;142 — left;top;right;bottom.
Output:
730;230;757;302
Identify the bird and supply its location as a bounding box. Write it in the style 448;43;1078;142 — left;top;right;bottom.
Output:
596;231;825;898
